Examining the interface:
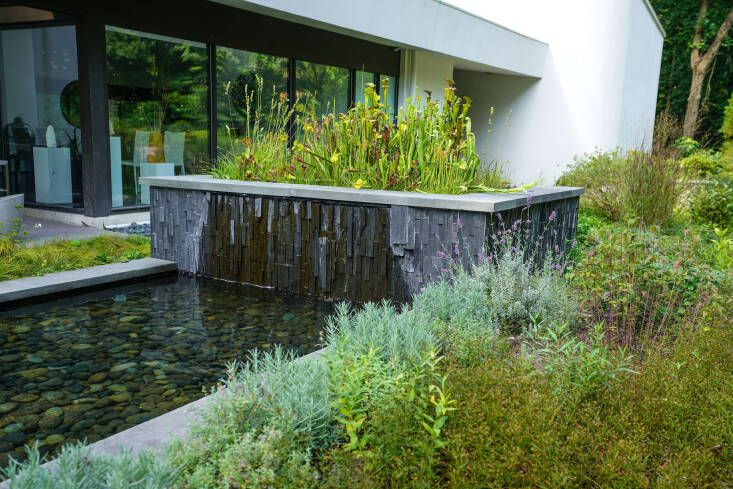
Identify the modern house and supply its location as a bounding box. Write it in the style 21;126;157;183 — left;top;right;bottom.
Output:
0;0;663;226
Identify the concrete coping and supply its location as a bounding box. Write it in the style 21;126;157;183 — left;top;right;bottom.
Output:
140;175;584;213
0;258;177;306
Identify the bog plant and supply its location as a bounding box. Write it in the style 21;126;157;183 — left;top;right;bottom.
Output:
211;76;507;194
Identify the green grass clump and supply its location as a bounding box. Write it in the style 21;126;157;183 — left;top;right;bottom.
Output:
0;234;150;281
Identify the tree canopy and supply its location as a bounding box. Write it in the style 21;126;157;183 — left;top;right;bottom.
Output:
651;0;733;146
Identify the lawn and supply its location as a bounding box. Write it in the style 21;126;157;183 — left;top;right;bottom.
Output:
0;235;150;282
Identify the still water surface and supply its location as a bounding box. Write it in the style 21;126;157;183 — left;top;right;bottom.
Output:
0;275;334;467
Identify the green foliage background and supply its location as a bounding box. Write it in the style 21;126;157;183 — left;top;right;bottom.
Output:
651;0;733;147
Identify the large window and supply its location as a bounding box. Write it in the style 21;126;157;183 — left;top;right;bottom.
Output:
216;46;288;151
295;60;349;117
0;24;83;208
106;27;209;207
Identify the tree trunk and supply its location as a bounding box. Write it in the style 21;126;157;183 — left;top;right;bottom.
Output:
683;69;707;137
682;1;733;138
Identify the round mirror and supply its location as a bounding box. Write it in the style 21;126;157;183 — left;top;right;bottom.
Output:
60;80;81;128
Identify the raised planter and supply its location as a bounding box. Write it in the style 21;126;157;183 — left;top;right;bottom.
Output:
141;175;583;302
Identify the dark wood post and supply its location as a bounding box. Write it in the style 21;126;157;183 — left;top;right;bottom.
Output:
76;15;111;217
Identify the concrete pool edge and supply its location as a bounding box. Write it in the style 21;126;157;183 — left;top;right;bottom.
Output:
0;349;325;487
0;258;178;306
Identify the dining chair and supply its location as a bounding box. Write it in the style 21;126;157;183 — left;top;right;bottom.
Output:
164;131;185;175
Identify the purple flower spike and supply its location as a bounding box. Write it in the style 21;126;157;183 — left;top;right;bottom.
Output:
496;212;503;220
526;195;532;204
457;216;463;229
437;250;446;258
572;240;578;248
454;244;460;255
420;287;425;293
440;268;449;274
549;210;557;222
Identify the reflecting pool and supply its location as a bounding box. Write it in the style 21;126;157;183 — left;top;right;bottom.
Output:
0;275;334;467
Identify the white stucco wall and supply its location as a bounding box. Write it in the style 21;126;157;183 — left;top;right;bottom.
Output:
448;0;664;184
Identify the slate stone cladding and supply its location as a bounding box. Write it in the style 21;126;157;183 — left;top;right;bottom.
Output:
150;187;579;302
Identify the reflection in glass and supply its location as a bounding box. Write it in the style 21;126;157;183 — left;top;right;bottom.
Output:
106;26;209;207
0;25;82;208
295;60;349;117
216;46;288;151
355;70;376;105
380;75;397;118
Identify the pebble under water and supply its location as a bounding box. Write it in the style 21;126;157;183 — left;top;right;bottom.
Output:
0;275;335;468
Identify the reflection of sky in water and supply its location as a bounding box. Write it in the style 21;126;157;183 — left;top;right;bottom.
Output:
0;275;334;467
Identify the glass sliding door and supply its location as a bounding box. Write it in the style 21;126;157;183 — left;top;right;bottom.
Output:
0;23;83;208
216;46;288;153
295;60;349;117
105;27;209;207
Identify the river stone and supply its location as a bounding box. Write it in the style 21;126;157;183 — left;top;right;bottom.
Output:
88;372;107;383
38;416;62;430
71;344;93;350
11;393;39;403
41;391;64;401
19;367;47;379
110;392;131;403
89;384;104;393
26;356;45;363
11;325;30;334
42;407;63;418
2;423;23;434
110;362;137;372
0;402;17;414
0;353;23;362
108;384;127;392
42;434;64;445
93;398;113;408
63;404;94;415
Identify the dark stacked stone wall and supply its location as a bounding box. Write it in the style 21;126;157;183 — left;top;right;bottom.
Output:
150;187;579;302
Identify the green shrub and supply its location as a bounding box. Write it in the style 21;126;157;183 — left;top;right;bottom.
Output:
689;173;733;229
557;149;627;221
568;224;721;347
442;313;733;489
475;246;578;335
679;149;728;177
524;322;635;399
320;349;454;489
1;443;179;489
559;113;686;226
176;425;319;489
721;90;733;164
211;77;507;194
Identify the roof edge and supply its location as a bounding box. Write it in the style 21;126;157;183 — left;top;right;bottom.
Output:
641;0;666;37
432;0;548;46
